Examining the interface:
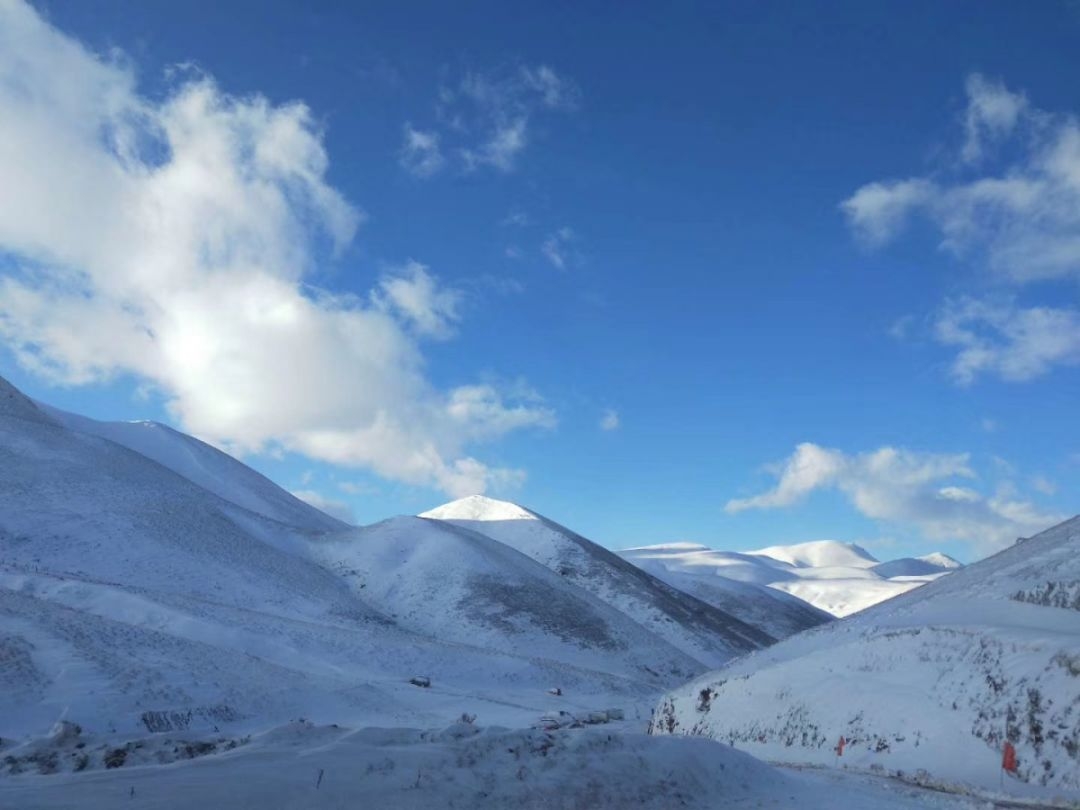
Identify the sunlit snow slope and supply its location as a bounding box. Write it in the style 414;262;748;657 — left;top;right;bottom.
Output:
622;540;961;618
1;376;780;744
38;402;346;532
651;516;1080;794
421;495;781;666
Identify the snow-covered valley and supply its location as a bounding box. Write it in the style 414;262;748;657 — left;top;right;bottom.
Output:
651;516;1080;802
2;374;1076;808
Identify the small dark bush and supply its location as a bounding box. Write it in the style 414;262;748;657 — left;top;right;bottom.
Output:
104;748;127;769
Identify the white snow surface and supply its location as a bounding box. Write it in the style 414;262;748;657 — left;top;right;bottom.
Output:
621;538;963;618
651;515;1080;798
421;495;798;662
747;539;880;569
308;514;708;684
1;376;765;749
38;402;347;532
0;719;1029;810
6;376;1067;808
615;551;834;640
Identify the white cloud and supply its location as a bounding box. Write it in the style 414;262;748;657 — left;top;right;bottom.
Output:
500;210;530;227
725;442;1061;552
446;384;556;441
961;73;1028;164
399;124;444;178
888;314;916;340
520;65;576;109
843;74;1080;284
291;489;356;524
841;179;935;247
842;73;1080;383
372;261;461;339
0;0;553;497
725;443;849;512
599;409;620;431
462;117;528;173
935;298;1080;383
541;227;575;269
410;64;578;175
1030;475;1057;496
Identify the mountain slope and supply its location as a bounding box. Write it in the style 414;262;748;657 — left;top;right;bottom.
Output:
747;539;879;569
650;515;1080;795
0;375;55;425
617;545;832;639
624;541;961;618
309;515;707;685
39;403;346;532
0;376;727;742
870;553;962;579
421;495;776;667
0;393;413;736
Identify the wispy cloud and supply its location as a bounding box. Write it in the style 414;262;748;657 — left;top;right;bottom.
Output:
0;0;553;498
372;261;462;339
842;73;1080;383
934;298;1080;384
726;442;1061;552
500;210;530;227
398;124;445;177
961;73;1028;164
541;227;576;269
599;408;620;431
401;64;579;176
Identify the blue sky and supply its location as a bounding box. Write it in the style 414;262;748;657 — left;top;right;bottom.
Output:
1;0;1078;561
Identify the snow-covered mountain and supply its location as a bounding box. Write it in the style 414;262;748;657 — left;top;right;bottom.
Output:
421;495;786;664
747;539;879;569
614;543;832;639
621;539;962;618
309;514;710;683
3;374;1072;807
0;375;801;746
37;401;346;533
649;516;1080;795
870;553;963;579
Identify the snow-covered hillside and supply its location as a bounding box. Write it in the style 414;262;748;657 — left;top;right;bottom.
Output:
0;375;782;748
309;514;708;683
1;718;1001;810
621;540;962;618
747;539;879;569
615;544;832;640
650;516;1080;797
39;402;346;532
421;495;784;664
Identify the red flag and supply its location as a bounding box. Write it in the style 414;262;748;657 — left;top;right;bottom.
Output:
1002;741;1017;773
835;736;846;756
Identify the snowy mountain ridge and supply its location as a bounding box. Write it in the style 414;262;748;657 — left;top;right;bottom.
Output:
38;402;347;533
621;538;963;618
0;375;812;751
650;515;1080;795
746;539;879;569
421;495;831;660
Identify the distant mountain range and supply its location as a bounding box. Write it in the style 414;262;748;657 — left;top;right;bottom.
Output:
620;539;962;618
650;515;1080;793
